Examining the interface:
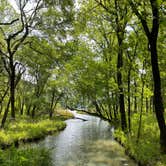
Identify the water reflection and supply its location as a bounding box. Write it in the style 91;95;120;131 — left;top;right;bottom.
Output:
38;113;137;166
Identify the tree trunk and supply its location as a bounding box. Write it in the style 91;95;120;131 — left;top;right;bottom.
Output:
10;55;15;119
129;0;166;152
93;100;102;117
117;42;127;131
1;99;10;128
0;86;9;114
149;39;166;153
146;97;149;113
112;94;118;119
49;91;55;119
127;68;131;132
31;105;36;118
134;80;137;112
137;79;145;143
20;101;24;115
114;0;127;131
150;96;153;112
27;104;31;116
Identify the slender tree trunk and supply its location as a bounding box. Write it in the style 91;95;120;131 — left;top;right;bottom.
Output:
150;96;153;112
146;97;149;113
20;101;24;115
117;40;127;131
129;0;166;153
1;99;10;128
27;104;31;116
134;80;137;112
148;1;165;149
49;92;55;119
137;79;145;142
114;0;127;131
113;103;118;120
127;68;131;132
149;39;166;152
93;100;102;117
31;105;36;118
112;94;118;119
0;104;2;115
106;83;112;120
0;86;9;114
10;55;15;119
108;102;112;120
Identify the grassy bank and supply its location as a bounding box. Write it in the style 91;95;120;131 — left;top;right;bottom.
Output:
0;109;74;148
114;113;166;166
0;119;66;148
55;108;74;120
0;109;74;166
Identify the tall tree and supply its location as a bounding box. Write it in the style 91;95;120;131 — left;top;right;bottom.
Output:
0;0;42;119
93;0;128;131
129;0;166;152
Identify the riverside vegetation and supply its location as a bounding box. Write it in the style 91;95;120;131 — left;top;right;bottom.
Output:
114;113;166;166
0;109;74;165
0;0;165;166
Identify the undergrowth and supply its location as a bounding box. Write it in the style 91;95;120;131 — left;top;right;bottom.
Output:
0;146;52;166
114;113;166;166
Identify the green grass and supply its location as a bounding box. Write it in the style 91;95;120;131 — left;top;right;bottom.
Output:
0;108;74;147
114;113;166;166
55;108;74;120
0;118;66;147
0;108;74;166
0;146;52;166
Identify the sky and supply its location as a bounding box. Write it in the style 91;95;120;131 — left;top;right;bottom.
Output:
8;0;19;12
8;0;80;12
8;0;37;14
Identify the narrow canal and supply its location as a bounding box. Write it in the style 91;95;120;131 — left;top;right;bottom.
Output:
35;112;137;166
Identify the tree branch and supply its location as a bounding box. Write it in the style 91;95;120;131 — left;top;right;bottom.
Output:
150;0;159;39
129;0;151;38
0;18;19;26
94;0;111;14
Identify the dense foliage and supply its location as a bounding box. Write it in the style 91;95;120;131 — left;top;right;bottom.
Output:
0;0;165;165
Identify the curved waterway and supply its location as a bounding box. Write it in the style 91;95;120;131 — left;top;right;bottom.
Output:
34;112;137;166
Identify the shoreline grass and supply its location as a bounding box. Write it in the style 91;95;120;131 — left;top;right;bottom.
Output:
0;118;66;148
0;109;74;149
114;113;166;166
0;109;74;166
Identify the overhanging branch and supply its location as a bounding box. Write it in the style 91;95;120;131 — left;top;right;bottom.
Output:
0;18;19;26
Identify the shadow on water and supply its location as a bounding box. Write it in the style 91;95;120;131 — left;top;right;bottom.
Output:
30;112;138;166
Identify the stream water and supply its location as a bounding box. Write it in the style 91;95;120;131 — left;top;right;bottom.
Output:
33;112;137;166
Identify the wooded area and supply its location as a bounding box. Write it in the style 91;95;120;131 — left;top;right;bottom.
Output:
0;0;166;165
